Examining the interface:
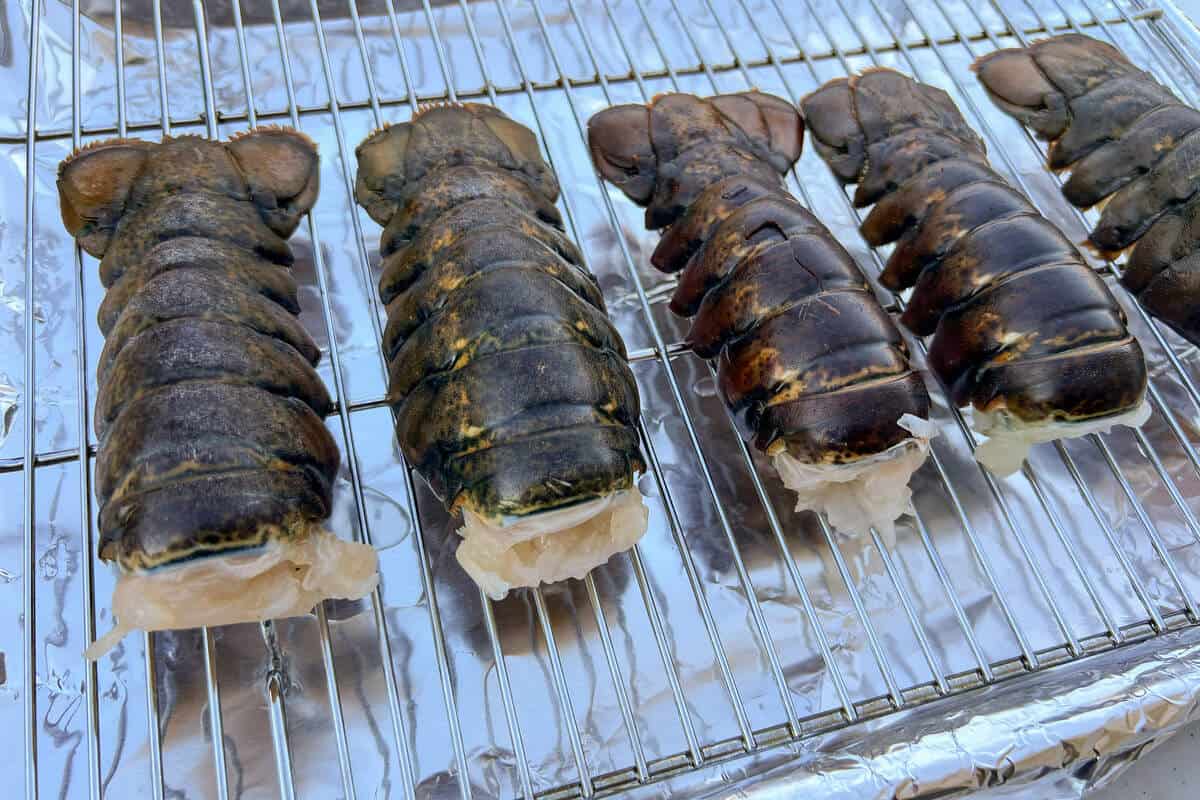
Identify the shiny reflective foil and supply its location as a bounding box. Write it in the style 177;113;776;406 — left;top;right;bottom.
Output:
4;0;1200;798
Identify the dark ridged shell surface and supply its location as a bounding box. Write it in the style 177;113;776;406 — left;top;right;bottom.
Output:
588;91;931;464
803;68;1147;425
354;103;643;519
55;130;336;571
974;33;1200;346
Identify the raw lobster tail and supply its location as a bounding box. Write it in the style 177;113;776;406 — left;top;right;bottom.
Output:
973;33;1200;347
589;91;934;539
57;130;378;658
803;69;1149;475
355;103;648;599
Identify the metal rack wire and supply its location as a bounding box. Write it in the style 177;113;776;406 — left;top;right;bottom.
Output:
6;0;1200;798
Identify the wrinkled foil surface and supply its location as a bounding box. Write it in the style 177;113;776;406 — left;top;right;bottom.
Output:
3;1;1200;798
634;627;1200;799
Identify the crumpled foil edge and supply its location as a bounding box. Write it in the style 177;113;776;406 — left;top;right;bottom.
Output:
626;626;1200;800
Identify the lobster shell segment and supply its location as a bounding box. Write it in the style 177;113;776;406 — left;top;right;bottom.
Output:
803;67;1148;475
974;33;1200;347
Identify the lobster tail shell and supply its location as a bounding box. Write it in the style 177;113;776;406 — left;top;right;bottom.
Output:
974;33;1200;347
588;91;932;469
354;104;644;522
804;67;1147;469
587;91;937;538
56;131;349;574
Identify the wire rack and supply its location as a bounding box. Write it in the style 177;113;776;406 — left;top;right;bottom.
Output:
5;0;1200;798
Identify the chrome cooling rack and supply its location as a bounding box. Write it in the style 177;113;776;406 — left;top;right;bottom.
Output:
5;0;1200;798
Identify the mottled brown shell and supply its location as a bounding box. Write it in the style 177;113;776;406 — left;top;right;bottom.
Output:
354;103;643;519
589;91;931;464
587;91;802;230
96;237;300;334
376;197;586;304
804;67;1147;426
57;130;333;572
974;33;1200;346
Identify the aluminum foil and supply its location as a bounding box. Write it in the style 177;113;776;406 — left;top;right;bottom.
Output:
631;626;1200;799
4;0;1200;798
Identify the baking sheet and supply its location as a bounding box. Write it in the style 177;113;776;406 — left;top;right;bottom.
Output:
4;0;1200;798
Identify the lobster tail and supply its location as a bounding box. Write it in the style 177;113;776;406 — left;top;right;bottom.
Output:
57;132;378;658
975;33;1200;346
589;91;934;539
354;104;647;599
804;68;1148;475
